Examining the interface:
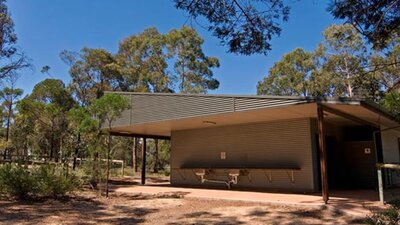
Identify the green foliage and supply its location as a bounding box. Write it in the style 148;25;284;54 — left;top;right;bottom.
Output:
372;37;400;92
258;24;399;99
166;26;220;93
382;91;400;116
318;24;373;98
366;205;400;225
68;107;98;133
0;164;79;199
89;93;130;127
0;86;23;150
30;79;75;109
0;163;35;199
63;27;220;96
0;0;30;79
173;0;290;55
60;48;120;106
117;27;171;93
33;164;80;198
257;48;314;96
79;159;103;188
15;79;74;160
174;0;400;56
328;0;400;50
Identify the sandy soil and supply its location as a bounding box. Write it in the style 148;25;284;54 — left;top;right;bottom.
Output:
0;190;365;225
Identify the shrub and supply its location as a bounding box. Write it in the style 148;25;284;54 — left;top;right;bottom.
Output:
33;165;80;197
0;163;80;200
81;159;104;189
163;169;170;177
0;163;35;199
366;200;400;225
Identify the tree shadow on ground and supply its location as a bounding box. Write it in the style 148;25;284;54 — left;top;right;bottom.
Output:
0;193;159;225
247;208;270;217
166;211;246;225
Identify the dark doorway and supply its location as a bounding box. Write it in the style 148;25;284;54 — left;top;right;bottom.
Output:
316;126;379;190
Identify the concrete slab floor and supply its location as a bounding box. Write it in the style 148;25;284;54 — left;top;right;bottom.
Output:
112;180;388;217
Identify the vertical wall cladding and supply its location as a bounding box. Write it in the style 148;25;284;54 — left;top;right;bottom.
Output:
170;118;315;192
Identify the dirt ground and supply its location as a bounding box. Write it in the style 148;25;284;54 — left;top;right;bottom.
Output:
0;190;366;225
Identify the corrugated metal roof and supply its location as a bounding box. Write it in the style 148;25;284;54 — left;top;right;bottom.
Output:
105;92;398;129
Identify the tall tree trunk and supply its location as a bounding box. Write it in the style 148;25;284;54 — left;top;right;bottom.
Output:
50;129;55;161
73;133;81;170
59;134;63;164
5;99;12;142
153;139;159;173
180;58;185;93
344;58;353;97
3;98;12;160
92;151;99;189
106;133;111;198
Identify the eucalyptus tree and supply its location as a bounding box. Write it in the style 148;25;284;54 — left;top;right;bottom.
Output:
328;0;400;50
0;0;30;80
371;36;400;91
67;107;98;170
0;86;22;159
116;27;171;93
17;79;75;161
60;48;120;106
257;24;385;98
173;0;399;55
89;94;129;197
257;48;315;96
0;87;22;141
316;24;370;97
173;0;290;55
9;109;33;157
382;91;400;117
166;26;220;94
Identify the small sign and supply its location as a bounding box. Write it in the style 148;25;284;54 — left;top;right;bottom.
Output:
364;148;371;154
220;152;226;160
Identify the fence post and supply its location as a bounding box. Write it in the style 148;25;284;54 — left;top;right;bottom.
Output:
377;167;384;204
122;161;124;176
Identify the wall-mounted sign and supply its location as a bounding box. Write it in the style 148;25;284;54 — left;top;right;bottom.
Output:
220;152;226;159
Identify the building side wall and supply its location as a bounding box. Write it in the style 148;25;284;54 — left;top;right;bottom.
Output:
170;118;315;192
381;129;400;163
381;128;400;185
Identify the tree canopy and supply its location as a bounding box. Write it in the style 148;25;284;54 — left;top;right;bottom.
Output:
257;24;400;99
173;0;290;55
328;0;400;50
174;0;400;55
63;26;220;97
0;0;30;80
166;26;220;93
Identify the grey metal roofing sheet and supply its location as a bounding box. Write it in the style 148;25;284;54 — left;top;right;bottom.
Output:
105;91;398;127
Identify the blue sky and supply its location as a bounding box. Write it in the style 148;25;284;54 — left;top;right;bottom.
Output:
8;0;338;95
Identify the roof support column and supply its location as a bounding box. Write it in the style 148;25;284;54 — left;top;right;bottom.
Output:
317;104;329;204
141;137;147;185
